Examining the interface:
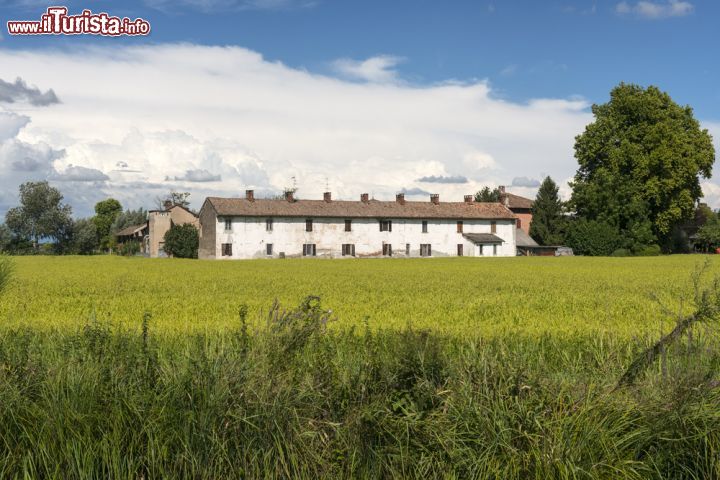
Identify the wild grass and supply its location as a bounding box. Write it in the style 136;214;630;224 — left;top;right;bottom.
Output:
1;255;720;478
0;299;719;479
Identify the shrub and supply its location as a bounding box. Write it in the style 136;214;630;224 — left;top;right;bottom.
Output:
118;240;141;256
635;244;662;257
163;223;199;259
566;218;623;256
610;248;630;257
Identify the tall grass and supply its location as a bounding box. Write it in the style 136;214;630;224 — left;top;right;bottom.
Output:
0;294;719;479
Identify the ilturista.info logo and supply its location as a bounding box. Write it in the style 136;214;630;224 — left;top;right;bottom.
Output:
7;6;151;36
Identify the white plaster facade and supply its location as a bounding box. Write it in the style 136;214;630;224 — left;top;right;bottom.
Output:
211;216;516;259
199;193;517;259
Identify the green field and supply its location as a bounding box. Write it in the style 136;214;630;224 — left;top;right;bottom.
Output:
2;255;720;478
1;255;716;337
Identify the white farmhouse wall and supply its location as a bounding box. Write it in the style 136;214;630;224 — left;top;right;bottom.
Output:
212;216;516;259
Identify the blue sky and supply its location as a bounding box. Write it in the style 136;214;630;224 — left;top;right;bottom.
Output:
1;0;720;216
4;0;717;117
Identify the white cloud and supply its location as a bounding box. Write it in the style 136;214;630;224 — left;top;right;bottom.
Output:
0;43;596;217
616;1;693;19
331;55;404;84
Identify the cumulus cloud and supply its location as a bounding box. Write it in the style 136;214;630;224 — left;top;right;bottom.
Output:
0;43;599;217
0;77;60;106
416;175;468;184
512;176;541;188
169;168;222;182
332;55;404;83
616;1;693;19
400;187;432;197
51;165;109;182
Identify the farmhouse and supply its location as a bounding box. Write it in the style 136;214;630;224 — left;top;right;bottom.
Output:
147;203;199;257
115;202;199;257
498;186;533;234
198;190;518;259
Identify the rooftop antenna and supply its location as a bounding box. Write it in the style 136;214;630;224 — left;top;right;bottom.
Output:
325;176;330;192
291;175;297;191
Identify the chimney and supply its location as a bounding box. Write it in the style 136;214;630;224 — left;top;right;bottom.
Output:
396;193;405;205
284;190;294;202
246;189;255;202
360;193;369;203
323;192;332;202
430;194;440;205
464;195;473;204
498;185;506;193
163;200;172;210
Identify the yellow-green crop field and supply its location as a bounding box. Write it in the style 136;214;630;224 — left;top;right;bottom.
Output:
1;255;716;338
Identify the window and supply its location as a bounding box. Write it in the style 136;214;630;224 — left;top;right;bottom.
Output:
342;244;355;256
493;244;498;256
306;219;313;232
224;218;232;232
422;220;428;233
491;221;497;234
303;244;316;256
345;219;352;232
382;243;393;256
457;221;463;233
266;218;273;232
406;243;410;256
420;244;432;257
516;218;521;229
221;243;232;257
457;244;463;256
266;243;273;256
379;220;392;232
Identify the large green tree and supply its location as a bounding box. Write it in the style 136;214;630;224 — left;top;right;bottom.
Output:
529;176;565;245
163;223;199;259
5;181;73;252
93;198;122;251
72;218;98;255
571;83;714;251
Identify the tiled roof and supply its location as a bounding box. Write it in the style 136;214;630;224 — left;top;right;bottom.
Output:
515;228;539;247
501;192;534;210
462;233;505;244
204;197;516;220
116;223;147;237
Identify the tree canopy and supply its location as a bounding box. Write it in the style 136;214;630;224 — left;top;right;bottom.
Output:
93;198;122;251
571;83;714;251
163;223;199;259
529;177;566;246
474;186;500;203
5;181;73;252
